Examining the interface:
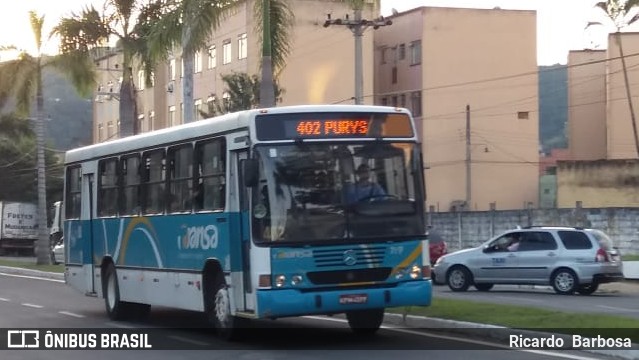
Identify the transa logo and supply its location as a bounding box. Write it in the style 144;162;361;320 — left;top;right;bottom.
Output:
178;225;219;250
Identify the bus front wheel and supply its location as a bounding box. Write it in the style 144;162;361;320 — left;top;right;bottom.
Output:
207;273;243;340
103;263;128;320
346;308;384;335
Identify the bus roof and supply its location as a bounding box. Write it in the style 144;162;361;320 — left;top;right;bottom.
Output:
65;104;412;164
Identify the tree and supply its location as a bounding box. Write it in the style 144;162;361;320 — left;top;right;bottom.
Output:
199;72;283;117
0;11;94;264
52;0;167;137
590;0;639;157
148;0;293;121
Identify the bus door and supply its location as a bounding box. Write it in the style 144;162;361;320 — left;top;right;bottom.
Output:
230;149;253;312
82;172;97;295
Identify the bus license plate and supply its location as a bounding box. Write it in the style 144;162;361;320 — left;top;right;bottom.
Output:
339;294;368;304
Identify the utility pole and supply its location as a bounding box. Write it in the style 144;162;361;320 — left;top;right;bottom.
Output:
323;10;392;104
465;104;471;211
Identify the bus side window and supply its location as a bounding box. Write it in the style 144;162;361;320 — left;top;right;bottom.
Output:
142;149;166;214
98;157;119;217
120;154;141;216
194;137;226;211
167;144;193;213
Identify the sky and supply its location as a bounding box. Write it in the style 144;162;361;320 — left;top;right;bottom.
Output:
0;0;621;66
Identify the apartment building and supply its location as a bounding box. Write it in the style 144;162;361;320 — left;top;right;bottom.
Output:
374;7;539;211
93;0;376;143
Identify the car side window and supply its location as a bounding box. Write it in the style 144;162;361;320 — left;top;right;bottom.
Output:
558;230;592;249
488;233;521;252
518;231;557;251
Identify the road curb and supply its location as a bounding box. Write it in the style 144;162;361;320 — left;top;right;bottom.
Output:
383;312;639;360
0;265;64;281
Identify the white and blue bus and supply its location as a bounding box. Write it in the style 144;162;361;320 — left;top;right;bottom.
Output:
63;104;432;337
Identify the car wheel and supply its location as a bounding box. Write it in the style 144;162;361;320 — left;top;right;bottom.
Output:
346;308;384;336
577;283;599;295
551;268;578;295
474;283;494;291
447;266;471;292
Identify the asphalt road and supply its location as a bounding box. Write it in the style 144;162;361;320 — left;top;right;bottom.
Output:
0;272;619;360
433;282;639;319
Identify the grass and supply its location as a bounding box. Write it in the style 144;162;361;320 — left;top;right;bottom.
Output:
622;254;639;261
390;297;639;342
0;258;64;273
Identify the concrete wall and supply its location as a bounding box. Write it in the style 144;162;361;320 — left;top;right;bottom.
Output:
428;207;639;255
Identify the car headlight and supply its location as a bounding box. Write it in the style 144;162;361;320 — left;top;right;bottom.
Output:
275;275;286;287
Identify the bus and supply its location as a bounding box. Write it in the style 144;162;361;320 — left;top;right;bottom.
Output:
62;104;432;337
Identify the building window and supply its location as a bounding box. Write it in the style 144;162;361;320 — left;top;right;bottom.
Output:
238;33;247;59
398;43;406;60
208;45;216;69
150;71;155;86
98;124;104;142
222;92;230;109
223;39;232;64
148;110;155;131
391;96;398;107
194;99;203;120
107;121;114;139
168;105;176;126
137;113;145;133
409;40;421;65
518;111;529;120
411;91;422;117
392;66;397;84
381;47;387;64
137;70;145;91
194;50;202;73
400;94;406;107
180;103;184;124
380;97;387;106
169;58;176;80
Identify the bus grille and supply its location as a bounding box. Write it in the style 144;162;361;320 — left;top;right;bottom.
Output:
313;247;386;268
306;267;392;285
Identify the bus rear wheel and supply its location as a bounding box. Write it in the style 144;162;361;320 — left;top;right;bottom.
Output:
346;308;384;335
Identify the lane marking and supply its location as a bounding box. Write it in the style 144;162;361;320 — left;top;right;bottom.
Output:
105;322;136;329
303;315;603;360
0;297;10;302
59;311;85;318
22;303;43;309
0;272;65;283
597;305;639;313
167;335;210;347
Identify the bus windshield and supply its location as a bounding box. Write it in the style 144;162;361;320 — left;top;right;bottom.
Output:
251;142;424;244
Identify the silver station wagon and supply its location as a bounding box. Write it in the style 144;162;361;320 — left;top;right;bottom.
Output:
432;226;624;295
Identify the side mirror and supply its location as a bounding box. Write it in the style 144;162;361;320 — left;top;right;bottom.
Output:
242;159;259;187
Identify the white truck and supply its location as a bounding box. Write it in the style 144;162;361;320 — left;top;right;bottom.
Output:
0;201;38;255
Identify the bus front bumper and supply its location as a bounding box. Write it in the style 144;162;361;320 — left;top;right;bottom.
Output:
255;280;432;319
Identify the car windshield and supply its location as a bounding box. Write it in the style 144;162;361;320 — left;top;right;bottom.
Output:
251;142;424;244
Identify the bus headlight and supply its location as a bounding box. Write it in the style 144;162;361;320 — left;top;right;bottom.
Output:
410;265;422;279
275;275;286;288
291;275;303;286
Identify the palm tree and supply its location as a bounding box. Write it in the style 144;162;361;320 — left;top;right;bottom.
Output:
0;11;95;264
199;71;283;116
590;0;639;157
52;0;167;137
148;0;293;122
